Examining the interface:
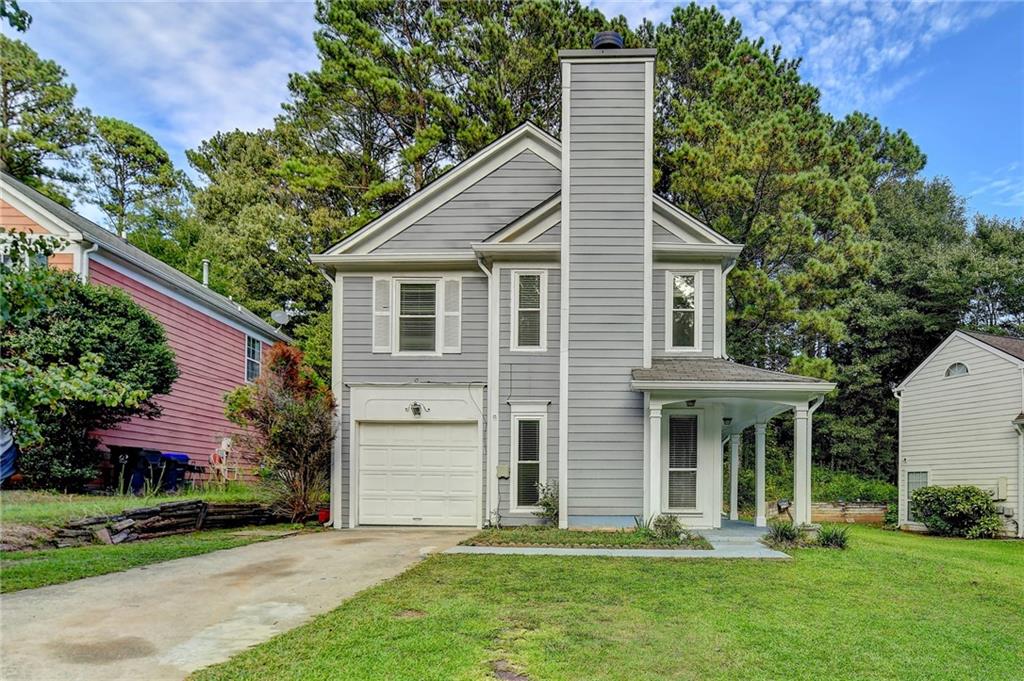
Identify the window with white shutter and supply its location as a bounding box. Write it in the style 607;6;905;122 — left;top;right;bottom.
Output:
372;278;392;353
907;471;928;522
510;405;547;511
667;415;698;509
512;270;546;351
442;277;462;353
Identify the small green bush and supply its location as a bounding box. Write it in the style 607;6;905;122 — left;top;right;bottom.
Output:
911;485;1004;539
651;513;682;540
817;524;850;549
883;502;899;530
533;482;559;525
766;520;800;545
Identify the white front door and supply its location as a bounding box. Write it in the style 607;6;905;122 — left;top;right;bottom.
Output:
358;421;479;526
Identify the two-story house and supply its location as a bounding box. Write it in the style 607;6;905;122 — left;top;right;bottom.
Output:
313;35;834;531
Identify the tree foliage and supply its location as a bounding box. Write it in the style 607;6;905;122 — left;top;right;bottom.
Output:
225;344;335;521
0;35;91;204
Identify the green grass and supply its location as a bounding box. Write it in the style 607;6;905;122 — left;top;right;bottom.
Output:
465;526;712;550
0;524;303;593
0;484;272;528
190;527;1023;681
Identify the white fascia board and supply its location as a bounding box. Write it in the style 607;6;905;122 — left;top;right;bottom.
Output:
631;380;836;394
471;243;559;263
485;194;561;244
322;123;561;256
311;252;481;272
0;180;84;241
654;243;745;262
895;330;1024;391
653;196;733;246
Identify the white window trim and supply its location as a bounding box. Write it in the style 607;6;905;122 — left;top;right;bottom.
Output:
944;362;969;378
511;269;547;352
663;410;700;512
245;336;262;383
905;469;930;524
391;277;443;357
664;270;702;353
509;403;548;513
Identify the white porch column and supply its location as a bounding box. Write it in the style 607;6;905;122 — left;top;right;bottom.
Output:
729;434;740;521
649;406;662;518
754;421;767;527
793;404;810;525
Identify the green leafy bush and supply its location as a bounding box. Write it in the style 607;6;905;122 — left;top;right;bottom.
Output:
225;344;335;522
911;485;1004;539
651;513;683;540
766;520;800;545
883;502;899;530
533;482;559;526
2;248;176;489
817;524;850;549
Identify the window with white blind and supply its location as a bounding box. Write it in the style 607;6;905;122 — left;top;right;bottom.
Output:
667;415;698;510
396;280;438;353
512;270;546;351
245;336;262;382
906;471;929;522
666;271;701;351
510;408;547;511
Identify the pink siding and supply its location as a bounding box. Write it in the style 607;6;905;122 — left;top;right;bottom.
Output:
89;261;262;474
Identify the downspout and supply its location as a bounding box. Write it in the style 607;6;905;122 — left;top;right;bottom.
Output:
1014;419;1024;539
80;242;99;283
721;258;737;359
476;253;495;525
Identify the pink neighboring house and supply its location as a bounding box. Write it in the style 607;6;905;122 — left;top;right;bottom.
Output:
1;172;290;477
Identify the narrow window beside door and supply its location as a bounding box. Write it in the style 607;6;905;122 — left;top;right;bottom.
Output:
245;336;262;382
907;471;928;522
668;415;698;509
512;416;545;509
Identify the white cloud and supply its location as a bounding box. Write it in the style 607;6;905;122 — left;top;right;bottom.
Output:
590;0;1006;113
21;1;319;168
967;163;1024;209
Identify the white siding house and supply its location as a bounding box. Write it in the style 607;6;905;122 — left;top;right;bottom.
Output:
895;331;1024;538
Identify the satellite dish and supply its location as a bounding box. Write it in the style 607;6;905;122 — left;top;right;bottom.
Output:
270;309;290;325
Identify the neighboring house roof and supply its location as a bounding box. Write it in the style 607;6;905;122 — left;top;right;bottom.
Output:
632;358;831;385
962;330;1024;362
1;172;289;343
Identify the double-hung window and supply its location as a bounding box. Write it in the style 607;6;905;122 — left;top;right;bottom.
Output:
397;280;439;353
512;270;546;351
510;405;547;511
667;414;698;510
666;271;701;352
906;471;929;522
245;336;262;382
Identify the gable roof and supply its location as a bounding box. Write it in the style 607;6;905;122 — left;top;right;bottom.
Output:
1;172;289;343
314;121;736;261
895;329;1024;391
962;330;1024;361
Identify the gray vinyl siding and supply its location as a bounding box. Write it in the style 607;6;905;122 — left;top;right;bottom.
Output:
497;267;560;524
531;222;561;243
566;60;648;518
374;151;560;252
652;267;716;358
339;274;488;527
898;335;1020;535
654;220;685;243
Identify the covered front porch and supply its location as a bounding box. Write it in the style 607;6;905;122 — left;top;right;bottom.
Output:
632;359;836;529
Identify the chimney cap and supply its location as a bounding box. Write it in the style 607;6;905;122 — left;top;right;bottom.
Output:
591;31;624;50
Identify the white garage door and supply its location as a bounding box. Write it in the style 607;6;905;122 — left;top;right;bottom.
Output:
358;422;479;526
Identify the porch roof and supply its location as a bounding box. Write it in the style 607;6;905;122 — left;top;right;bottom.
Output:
632;358;832;386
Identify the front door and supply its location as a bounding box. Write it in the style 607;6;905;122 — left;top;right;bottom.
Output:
662;411;702;515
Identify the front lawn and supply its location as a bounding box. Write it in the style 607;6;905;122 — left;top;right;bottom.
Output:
465;526;712;549
191;527;1023;681
0;524;304;593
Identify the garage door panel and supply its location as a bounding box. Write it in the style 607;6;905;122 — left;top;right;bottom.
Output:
358;422;479;527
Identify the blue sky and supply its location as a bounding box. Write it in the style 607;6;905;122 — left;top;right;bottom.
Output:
16;0;1024;219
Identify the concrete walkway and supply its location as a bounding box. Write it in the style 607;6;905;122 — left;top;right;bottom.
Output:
446;519;788;560
1;527;473;681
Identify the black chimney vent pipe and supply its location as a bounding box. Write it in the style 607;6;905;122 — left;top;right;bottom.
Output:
591;31;624;50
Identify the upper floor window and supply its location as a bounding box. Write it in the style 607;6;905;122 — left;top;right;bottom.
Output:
512;270;546;351
397;281;438;353
245;336;262;382
666;271;701;352
944;362;968;378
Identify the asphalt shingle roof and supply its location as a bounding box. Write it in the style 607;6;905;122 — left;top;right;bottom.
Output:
963;330;1024;362
2;172;289;343
632;358;831;384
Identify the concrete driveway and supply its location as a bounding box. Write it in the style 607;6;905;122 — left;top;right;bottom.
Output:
1;527;473;681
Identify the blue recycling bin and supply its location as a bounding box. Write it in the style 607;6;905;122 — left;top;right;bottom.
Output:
161;452;190;491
